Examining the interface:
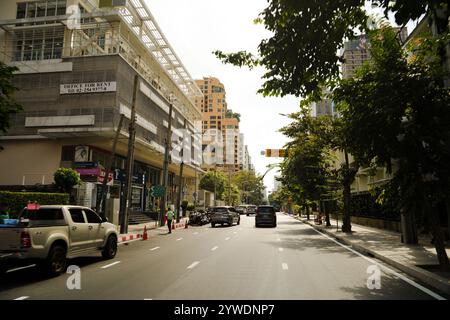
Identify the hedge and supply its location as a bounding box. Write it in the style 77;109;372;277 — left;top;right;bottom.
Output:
0;191;69;218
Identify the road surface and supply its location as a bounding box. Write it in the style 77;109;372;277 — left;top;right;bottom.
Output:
0;213;446;300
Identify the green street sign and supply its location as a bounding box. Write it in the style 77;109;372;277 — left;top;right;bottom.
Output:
150;185;165;198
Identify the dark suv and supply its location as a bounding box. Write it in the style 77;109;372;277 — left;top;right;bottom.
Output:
211;206;240;228
255;206;277;228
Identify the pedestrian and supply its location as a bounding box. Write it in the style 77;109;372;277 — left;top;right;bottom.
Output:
166;207;175;234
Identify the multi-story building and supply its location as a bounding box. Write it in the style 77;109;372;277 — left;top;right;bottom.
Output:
0;0;203;217
195;76;243;172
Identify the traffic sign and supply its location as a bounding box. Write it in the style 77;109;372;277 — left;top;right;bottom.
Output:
265;149;287;157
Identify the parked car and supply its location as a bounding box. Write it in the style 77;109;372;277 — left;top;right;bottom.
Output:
246;205;257;216
235;205;247;215
0;205;118;276
255;205;277;228
210;206;240;227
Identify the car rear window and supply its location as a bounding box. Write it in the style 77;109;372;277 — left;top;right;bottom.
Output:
214;207;228;213
258;207;275;214
19;208;66;227
21;208;64;220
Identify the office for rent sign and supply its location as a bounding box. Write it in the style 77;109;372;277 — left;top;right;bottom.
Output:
60;82;117;94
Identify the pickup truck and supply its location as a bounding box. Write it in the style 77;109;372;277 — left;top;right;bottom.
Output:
0;205;118;276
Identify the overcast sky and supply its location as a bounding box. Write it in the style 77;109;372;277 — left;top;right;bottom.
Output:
145;0;298;192
145;1;421;192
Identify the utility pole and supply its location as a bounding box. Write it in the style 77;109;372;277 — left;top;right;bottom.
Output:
120;74;139;234
159;102;173;227
97;114;124;217
228;167;232;206
176;119;187;223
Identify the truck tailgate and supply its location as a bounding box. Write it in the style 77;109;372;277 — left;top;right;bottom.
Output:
0;228;22;251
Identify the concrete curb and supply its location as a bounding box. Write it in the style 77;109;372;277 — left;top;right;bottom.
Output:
295;214;450;295
118;220;188;243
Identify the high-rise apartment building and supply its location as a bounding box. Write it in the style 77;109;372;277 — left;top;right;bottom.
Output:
195;77;245;172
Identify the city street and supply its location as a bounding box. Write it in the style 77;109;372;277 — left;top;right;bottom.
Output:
0;214;445;300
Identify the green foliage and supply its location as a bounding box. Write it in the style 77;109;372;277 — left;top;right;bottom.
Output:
232;171;265;205
0;191;69;217
334;26;450;209
199;171;227;200
225;109;241;122
224;183;241;206
214;0;448;98
0;62;22;134
54;168;81;193
186;203;195;211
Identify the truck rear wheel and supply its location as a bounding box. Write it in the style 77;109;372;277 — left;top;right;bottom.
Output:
102;235;118;260
41;245;67;276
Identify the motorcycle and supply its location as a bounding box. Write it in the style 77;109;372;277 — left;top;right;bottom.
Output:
188;211;210;226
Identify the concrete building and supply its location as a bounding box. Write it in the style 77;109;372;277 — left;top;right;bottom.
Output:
0;0;203;216
195;76;244;173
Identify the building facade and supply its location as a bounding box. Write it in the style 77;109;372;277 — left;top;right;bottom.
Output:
0;0;203;215
195;76;246;173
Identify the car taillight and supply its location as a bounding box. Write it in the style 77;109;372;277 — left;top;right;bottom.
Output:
21;231;31;249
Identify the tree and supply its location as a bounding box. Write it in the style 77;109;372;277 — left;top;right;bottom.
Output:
224;182;241;206
214;0;448;98
232;171;265;205
0;62;22;135
54;168;81;194
199;171;227;201
225;109;241;122
333;27;450;269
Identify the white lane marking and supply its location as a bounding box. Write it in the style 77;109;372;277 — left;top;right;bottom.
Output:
176;238;183;241
193;232;199;235
233;232;237;234
14;296;29;300
307;225;446;300
150;247;160;251
225;237;230;241
278;248;284;252
6;264;36;273
101;261;121;269
282;263;289;270
1;254;13;258
277;238;281;242
211;246;219;251
187;261;200;269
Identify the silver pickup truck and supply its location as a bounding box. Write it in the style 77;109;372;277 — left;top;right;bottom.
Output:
0;205;118;276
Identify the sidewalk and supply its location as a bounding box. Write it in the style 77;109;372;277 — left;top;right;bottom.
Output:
287;213;450;295
117;218;189;243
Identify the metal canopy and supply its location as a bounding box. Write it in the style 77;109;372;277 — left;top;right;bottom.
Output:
119;0;202;102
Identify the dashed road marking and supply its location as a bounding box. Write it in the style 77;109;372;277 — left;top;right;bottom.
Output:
211;246;219;251
150;247;160;251
101;261;121;269
14;296;29;300
193;232;199;235
6;264;36;273
176;238;183;241
187;261;200;269
225;237;230;241
282;263;289;270
278;248;284;252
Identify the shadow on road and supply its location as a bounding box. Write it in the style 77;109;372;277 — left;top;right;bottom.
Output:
0;256;106;293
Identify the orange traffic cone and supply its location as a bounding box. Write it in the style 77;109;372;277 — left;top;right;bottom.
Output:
142;225;148;241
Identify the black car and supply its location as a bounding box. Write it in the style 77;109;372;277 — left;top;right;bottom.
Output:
255;205;277;228
211;206;240;227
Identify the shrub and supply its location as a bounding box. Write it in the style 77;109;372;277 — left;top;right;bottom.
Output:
0;191;69;218
54;168;80;193
187;203;195;211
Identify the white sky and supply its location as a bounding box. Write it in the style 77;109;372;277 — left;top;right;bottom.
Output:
145;1;422;192
145;0;298;192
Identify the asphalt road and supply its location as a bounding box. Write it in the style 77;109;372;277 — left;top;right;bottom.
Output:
0;213;446;300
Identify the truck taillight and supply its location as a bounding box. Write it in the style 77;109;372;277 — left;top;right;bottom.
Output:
21;231;31;249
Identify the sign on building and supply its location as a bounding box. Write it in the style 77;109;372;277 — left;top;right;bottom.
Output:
265;149;287;157
60;82;117;95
